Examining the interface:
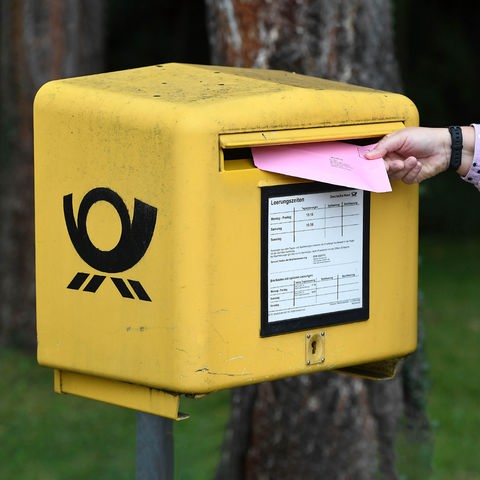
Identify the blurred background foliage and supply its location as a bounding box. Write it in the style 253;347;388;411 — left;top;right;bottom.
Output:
394;0;480;235
106;0;480;236
1;1;480;477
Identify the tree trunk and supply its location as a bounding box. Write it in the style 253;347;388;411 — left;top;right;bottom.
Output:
205;1;428;478
205;0;401;91
0;0;105;348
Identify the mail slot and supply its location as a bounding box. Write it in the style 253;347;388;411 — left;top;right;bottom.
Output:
34;63;419;419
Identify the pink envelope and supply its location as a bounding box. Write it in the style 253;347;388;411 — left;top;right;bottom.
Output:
252;141;391;193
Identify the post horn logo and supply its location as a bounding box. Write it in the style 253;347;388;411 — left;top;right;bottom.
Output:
63;187;157;301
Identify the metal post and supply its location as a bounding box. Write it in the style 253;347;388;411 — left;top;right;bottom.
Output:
136;412;174;480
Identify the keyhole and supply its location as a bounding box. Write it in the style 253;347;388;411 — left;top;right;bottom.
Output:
306;333;325;365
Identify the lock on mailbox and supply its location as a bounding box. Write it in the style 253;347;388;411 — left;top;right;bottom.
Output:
34;63;419;419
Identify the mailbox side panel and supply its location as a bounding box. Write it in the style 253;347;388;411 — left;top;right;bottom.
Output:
34;80;192;386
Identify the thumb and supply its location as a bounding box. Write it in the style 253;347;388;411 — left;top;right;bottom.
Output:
364;142;388;160
364;145;385;160
364;131;408;160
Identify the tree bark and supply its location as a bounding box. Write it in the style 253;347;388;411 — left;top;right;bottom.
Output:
205;1;428;478
0;0;105;348
206;0;401;91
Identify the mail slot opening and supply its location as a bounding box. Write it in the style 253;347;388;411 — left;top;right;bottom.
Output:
222;147;254;171
221;136;385;172
344;137;383;147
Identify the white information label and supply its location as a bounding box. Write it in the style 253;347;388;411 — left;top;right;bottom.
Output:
266;188;365;324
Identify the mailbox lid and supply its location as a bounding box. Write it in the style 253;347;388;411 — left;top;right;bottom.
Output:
34;62;418;135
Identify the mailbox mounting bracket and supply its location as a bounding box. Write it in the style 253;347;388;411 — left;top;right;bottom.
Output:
54;369;188;420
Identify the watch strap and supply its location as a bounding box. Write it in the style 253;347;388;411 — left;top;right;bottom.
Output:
448;126;463;171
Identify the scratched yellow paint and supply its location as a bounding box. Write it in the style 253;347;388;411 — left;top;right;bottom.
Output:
34;64;419;418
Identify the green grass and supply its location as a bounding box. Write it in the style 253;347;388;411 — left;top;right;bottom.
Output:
0;349;134;479
2;235;480;478
174;394;230;479
419;235;480;480
0;348;229;479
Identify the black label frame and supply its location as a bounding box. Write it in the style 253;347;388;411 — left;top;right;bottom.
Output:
260;182;370;337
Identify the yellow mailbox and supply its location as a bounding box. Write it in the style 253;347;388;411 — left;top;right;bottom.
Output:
34;63;419;419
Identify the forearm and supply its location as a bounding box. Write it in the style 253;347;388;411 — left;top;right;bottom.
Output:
458;124;480;191
457;126;475;177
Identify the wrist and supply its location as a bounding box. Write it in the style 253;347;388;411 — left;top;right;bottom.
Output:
439;128;452;172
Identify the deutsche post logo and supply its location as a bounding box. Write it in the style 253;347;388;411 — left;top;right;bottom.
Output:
63;187;157;301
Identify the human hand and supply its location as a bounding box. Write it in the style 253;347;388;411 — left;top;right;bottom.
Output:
365;127;474;184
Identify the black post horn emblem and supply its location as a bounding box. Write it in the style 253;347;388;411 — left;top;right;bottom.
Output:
64;187;157;301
